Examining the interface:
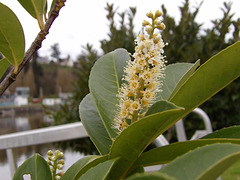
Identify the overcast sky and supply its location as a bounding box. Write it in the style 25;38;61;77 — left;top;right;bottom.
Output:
1;0;240;60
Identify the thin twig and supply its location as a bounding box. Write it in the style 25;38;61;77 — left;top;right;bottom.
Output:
0;0;67;96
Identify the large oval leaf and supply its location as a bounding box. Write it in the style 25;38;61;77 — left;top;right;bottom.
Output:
73;155;108;180
89;48;129;139
61;155;98;180
78;158;118;180
0;3;25;71
133;138;240;168
169;42;240;117
202;125;240;139
13;153;51;180
17;0;46;29
158;61;200;100
109;101;184;179
79;94;112;155
0;58;10;79
167;60;200;100
160;143;240;180
17;0;46;19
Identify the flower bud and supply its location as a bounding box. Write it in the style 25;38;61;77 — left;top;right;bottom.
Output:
55;175;61;180
58;159;65;165
145;25;153;34
154;19;162;26
50;156;57;161
153;34;161;42
146;11;154;19
57;164;64;170
47;150;53;156
47;159;52;165
155;10;162;17
55;150;64;158
157;23;165;30
57;171;64;177
142;20;150;26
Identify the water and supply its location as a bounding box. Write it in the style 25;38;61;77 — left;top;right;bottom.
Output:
0;112;84;179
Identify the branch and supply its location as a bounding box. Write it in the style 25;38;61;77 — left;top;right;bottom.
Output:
0;0;67;96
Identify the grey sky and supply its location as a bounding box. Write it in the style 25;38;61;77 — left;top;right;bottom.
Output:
1;0;240;59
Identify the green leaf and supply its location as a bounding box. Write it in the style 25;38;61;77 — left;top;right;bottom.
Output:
109;101;184;179
168;60;200;100
0;3;25;72
13;153;51;180
0;58;10;79
79;94;113;155
77;158;118;180
169;42;240;116
73;155;108;180
89;48;129;139
133;138;240;168
160;143;240;180
145;100;181;116
126;172;176;180
17;0;46;29
202;125;240;139
61;155;98;180
127;166;145;178
158;61;200;100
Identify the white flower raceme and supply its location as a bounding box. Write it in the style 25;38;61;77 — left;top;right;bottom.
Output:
113;10;167;132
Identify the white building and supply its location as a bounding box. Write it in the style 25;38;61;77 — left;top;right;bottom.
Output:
14;96;28;106
14;87;30;106
42;98;61;106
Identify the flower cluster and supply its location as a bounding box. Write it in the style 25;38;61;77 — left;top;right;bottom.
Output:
113;10;166;132
47;150;65;180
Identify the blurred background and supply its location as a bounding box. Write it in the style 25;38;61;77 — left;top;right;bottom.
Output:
0;0;240;179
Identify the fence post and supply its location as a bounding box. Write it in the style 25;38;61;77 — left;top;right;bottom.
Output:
6;148;17;178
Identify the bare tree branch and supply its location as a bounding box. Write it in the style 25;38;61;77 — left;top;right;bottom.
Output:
0;0;67;96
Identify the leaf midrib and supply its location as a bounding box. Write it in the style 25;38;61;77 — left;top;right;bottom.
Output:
0;29;18;68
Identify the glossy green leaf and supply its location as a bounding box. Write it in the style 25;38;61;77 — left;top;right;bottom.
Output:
73;155;108;180
109;101;184;179
0;3;25;71
17;0;46;28
158;61;200;100
168;60;200;100
13;153;51;180
169;42;240;117
126;172;176;180
79;94;112;155
89;48;129;139
17;0;46;19
133;138;240;168
202;125;240;139
78;158;118;180
0;58;10;78
61;155;98;180
160;143;240;180
127;166;145;178
145;100;182;116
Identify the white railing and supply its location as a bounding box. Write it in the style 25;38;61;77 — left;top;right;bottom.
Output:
0;108;213;178
154;107;213;146
0;122;88;177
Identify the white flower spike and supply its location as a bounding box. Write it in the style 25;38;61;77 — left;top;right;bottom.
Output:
113;10;167;132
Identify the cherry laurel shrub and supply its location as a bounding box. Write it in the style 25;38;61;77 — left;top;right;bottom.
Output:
13;10;240;180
